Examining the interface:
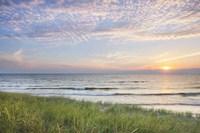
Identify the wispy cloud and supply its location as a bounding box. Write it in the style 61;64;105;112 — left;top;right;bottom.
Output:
0;0;200;44
0;50;105;73
85;52;149;70
157;51;200;63
0;49;23;63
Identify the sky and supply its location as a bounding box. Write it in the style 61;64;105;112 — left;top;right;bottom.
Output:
0;0;200;73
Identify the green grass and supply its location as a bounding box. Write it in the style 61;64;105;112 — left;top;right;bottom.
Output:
0;92;200;133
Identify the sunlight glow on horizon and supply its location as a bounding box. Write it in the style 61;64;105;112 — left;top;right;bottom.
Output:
161;66;171;71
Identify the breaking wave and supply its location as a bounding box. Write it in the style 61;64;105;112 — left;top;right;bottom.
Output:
27;87;118;90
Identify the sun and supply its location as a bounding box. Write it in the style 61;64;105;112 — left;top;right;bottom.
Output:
162;66;171;71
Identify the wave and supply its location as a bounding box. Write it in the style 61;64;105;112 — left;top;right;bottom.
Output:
127;103;200;106
109;81;148;83
26;87;148;90
62;92;200;97
113;92;200;97
27;87;118;90
32;91;200;97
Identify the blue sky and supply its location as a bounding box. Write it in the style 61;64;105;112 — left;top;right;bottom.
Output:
0;0;200;73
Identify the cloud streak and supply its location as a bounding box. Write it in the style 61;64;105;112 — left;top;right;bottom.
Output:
157;51;200;63
0;0;200;44
0;50;98;73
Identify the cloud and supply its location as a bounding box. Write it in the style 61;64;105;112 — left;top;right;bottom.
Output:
0;50;107;73
157;51;200;63
0;49;23;63
86;52;147;70
0;0;200;44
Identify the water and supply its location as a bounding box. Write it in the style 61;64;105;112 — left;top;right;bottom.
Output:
0;74;200;114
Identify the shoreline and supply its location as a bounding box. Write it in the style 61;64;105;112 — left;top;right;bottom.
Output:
2;90;200;114
1;92;200;132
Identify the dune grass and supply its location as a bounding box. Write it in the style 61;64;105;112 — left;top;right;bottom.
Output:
0;92;200;133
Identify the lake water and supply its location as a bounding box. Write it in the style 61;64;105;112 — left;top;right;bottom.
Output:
0;74;200;114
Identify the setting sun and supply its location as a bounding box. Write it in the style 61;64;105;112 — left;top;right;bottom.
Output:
162;66;171;71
